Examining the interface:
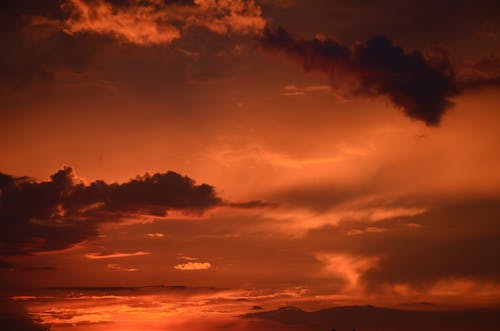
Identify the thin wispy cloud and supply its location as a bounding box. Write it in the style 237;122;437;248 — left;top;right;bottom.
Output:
174;262;212;270
85;251;151;259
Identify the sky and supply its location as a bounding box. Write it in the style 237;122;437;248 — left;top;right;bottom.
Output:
1;0;500;330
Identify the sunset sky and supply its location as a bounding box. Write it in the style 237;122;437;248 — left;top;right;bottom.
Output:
1;1;500;330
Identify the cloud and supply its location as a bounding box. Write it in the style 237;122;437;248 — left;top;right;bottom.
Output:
63;0;266;45
0;166;221;255
261;167;500;292
45;284;225;295
260;27;459;126
224;200;278;209
0;0;266;87
355;196;500;288
106;263;138;272
85;251;151;259
147;232;165;238
467;53;500;73
174;261;212;270
280;84;331;96
0;298;50;331
458;53;500;91
316;253;379;289
63;0;181;45
242;305;500;331
185;0;266;36
459;76;500;91
298;194;500;291
0;1;101;87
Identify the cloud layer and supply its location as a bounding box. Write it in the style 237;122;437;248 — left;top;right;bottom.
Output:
63;0;266;45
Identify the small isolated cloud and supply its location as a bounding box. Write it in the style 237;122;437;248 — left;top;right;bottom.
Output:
224;200;278;209
85;251;150;259
281;84;330;96
174;261;212;270
106;263;138;272
347;227;388;236
147;233;165;238
178;255;199;261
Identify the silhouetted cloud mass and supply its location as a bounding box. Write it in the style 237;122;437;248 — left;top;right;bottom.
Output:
0;167;221;255
260;27;461;126
0;299;50;331
242;305;500;331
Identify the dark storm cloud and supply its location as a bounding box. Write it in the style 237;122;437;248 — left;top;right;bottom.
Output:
260;27;459;126
0;166;221;255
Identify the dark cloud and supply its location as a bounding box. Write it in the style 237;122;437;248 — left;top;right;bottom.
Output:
260;27;459;126
242;305;500;331
0;166;221;255
224;200;278;209
0;298;50;331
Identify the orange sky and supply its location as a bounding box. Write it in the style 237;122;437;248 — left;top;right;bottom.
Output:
1;1;500;330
